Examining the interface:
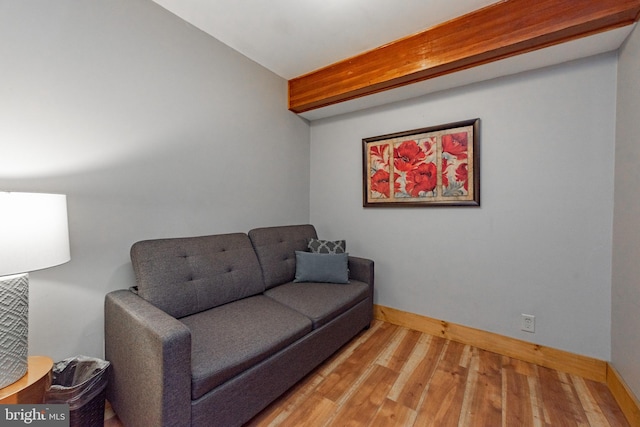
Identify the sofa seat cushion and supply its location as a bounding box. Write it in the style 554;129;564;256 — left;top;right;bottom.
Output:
264;281;370;329
180;295;312;400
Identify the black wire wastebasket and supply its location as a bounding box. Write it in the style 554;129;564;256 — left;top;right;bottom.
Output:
44;356;110;427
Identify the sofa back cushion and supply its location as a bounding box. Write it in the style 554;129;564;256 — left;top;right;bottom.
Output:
130;233;265;318
248;224;318;289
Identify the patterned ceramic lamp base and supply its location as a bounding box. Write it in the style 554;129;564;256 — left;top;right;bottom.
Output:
0;273;29;388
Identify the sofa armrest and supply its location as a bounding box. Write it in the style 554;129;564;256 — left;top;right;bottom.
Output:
348;256;374;291
105;289;192;427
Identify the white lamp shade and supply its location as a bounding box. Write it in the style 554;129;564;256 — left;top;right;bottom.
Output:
0;192;71;276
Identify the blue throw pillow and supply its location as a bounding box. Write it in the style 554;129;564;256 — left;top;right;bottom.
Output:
294;251;349;284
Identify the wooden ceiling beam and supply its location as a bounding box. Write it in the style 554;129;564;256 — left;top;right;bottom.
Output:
288;0;640;114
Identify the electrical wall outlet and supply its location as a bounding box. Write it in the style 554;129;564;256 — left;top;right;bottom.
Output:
521;314;535;333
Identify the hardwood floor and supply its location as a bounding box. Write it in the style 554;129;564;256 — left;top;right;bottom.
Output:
246;321;629;427
104;401;122;427
105;320;630;426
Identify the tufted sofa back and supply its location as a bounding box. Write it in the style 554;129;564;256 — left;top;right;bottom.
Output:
130;233;265;318
248;224;317;289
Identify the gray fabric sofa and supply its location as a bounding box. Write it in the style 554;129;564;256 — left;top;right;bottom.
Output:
104;224;374;427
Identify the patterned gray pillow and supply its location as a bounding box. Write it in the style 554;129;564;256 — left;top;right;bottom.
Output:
308;238;346;254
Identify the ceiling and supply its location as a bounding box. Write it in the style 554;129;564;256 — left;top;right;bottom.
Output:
150;0;635;120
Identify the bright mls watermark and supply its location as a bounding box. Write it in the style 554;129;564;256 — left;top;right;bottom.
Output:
0;405;69;426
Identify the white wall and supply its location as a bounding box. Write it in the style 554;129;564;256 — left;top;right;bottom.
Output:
0;0;310;360
612;24;640;399
310;54;617;359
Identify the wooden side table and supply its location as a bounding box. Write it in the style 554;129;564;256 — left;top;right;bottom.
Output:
0;356;53;404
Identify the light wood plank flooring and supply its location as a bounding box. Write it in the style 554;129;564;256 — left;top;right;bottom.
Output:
105;320;629;426
246;320;628;427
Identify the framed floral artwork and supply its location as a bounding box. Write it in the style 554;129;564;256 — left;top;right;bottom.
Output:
363;118;480;207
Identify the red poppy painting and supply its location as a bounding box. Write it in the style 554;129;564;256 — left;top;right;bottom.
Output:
363;119;479;207
393;138;437;198
367;144;390;198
